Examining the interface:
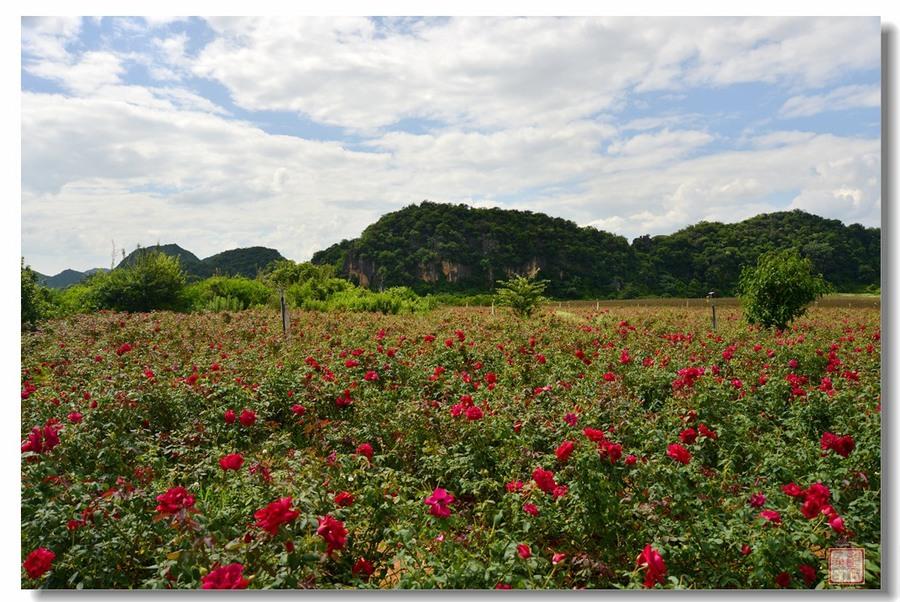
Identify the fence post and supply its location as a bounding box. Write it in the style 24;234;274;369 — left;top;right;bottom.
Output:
280;288;290;336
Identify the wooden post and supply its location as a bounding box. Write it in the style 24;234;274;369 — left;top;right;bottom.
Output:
491;302;495;316
280;289;290;336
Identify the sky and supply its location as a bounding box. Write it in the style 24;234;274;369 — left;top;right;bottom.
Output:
20;16;881;275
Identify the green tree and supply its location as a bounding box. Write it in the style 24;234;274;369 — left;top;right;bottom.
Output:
92;250;187;312
738;248;830;330
21;259;51;328
495;272;549;318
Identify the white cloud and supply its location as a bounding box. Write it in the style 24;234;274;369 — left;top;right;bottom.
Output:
779;84;881;118
21;16;82;62
19;17;882;274
190;16;879;132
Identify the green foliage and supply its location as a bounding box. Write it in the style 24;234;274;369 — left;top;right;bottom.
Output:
265;260;337;289
204;295;246;312
118;244;210;280
495;272;549;318
21;259;53;328
54;283;99;315
738;248;830;330
312;204;880;299
203;247;284;278
92;250;188;312
185;276;273;311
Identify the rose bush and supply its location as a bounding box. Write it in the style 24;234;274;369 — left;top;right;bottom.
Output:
21;304;880;588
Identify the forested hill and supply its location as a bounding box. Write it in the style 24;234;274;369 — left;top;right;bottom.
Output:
311;202;880;298
117;244;284;281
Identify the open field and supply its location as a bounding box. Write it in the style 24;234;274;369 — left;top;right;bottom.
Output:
555;294;881;310
21;305;880;589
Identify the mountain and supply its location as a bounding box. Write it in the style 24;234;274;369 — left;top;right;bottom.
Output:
203;247;285;278
118;244;211;280
311;202;881;298
37;268;108;289
116;244;284;280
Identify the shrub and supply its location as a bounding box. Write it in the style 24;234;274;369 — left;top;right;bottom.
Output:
738;248;830;330
91;250;187;312
21;260;52;328
495;272;549;318
187;276;273;311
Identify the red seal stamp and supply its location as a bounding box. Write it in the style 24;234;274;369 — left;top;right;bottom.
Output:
827;548;865;585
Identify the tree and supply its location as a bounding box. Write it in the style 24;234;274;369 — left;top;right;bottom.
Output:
92;250;187;312
738;248;830;330
21;259;52;329
495;272;549;318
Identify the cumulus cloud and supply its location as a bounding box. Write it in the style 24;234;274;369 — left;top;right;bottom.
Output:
191;16;879;132
19;16;882;274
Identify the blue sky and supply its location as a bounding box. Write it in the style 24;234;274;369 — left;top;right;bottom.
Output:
21;16;881;274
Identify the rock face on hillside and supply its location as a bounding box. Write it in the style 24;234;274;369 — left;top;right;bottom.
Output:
311;201;881;298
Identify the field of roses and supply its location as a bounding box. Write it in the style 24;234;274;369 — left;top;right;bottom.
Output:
21;304;880;589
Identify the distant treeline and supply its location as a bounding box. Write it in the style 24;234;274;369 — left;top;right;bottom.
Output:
312;202;880;298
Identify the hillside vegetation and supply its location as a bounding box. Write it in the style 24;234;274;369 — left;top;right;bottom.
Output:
313;203;880;298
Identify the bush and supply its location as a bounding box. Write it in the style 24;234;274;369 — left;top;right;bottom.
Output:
738;248;830;330
91;250;188;312
21;260;52;328
495;272;549;318
186;276;273;311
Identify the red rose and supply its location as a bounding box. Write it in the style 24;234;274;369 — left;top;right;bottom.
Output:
798;564;817;587
598;440;623;463
698;423;718;440
239;409;256;427
748;493;766;508
356;442;373;461
352;557;374;579
317;515;347;554
759;510;782;525
555;440;575;462
155;486;195;515
219;453;244;471
465;405;484;421
583;427;605;442
531;467;558;494
775;572;791;588
291;404;306;416
517;544;531;559
781;482;804;497
522;502;539;516
335;389;353;408
68;412;83;424
224;409;236;424
636;545;667;588
201;563;249;589
505;480;524;493
23;547;55;579
334;491;355;507
666;443;691;465
679;427;697;445
254;497;299;535
424;487;455;518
